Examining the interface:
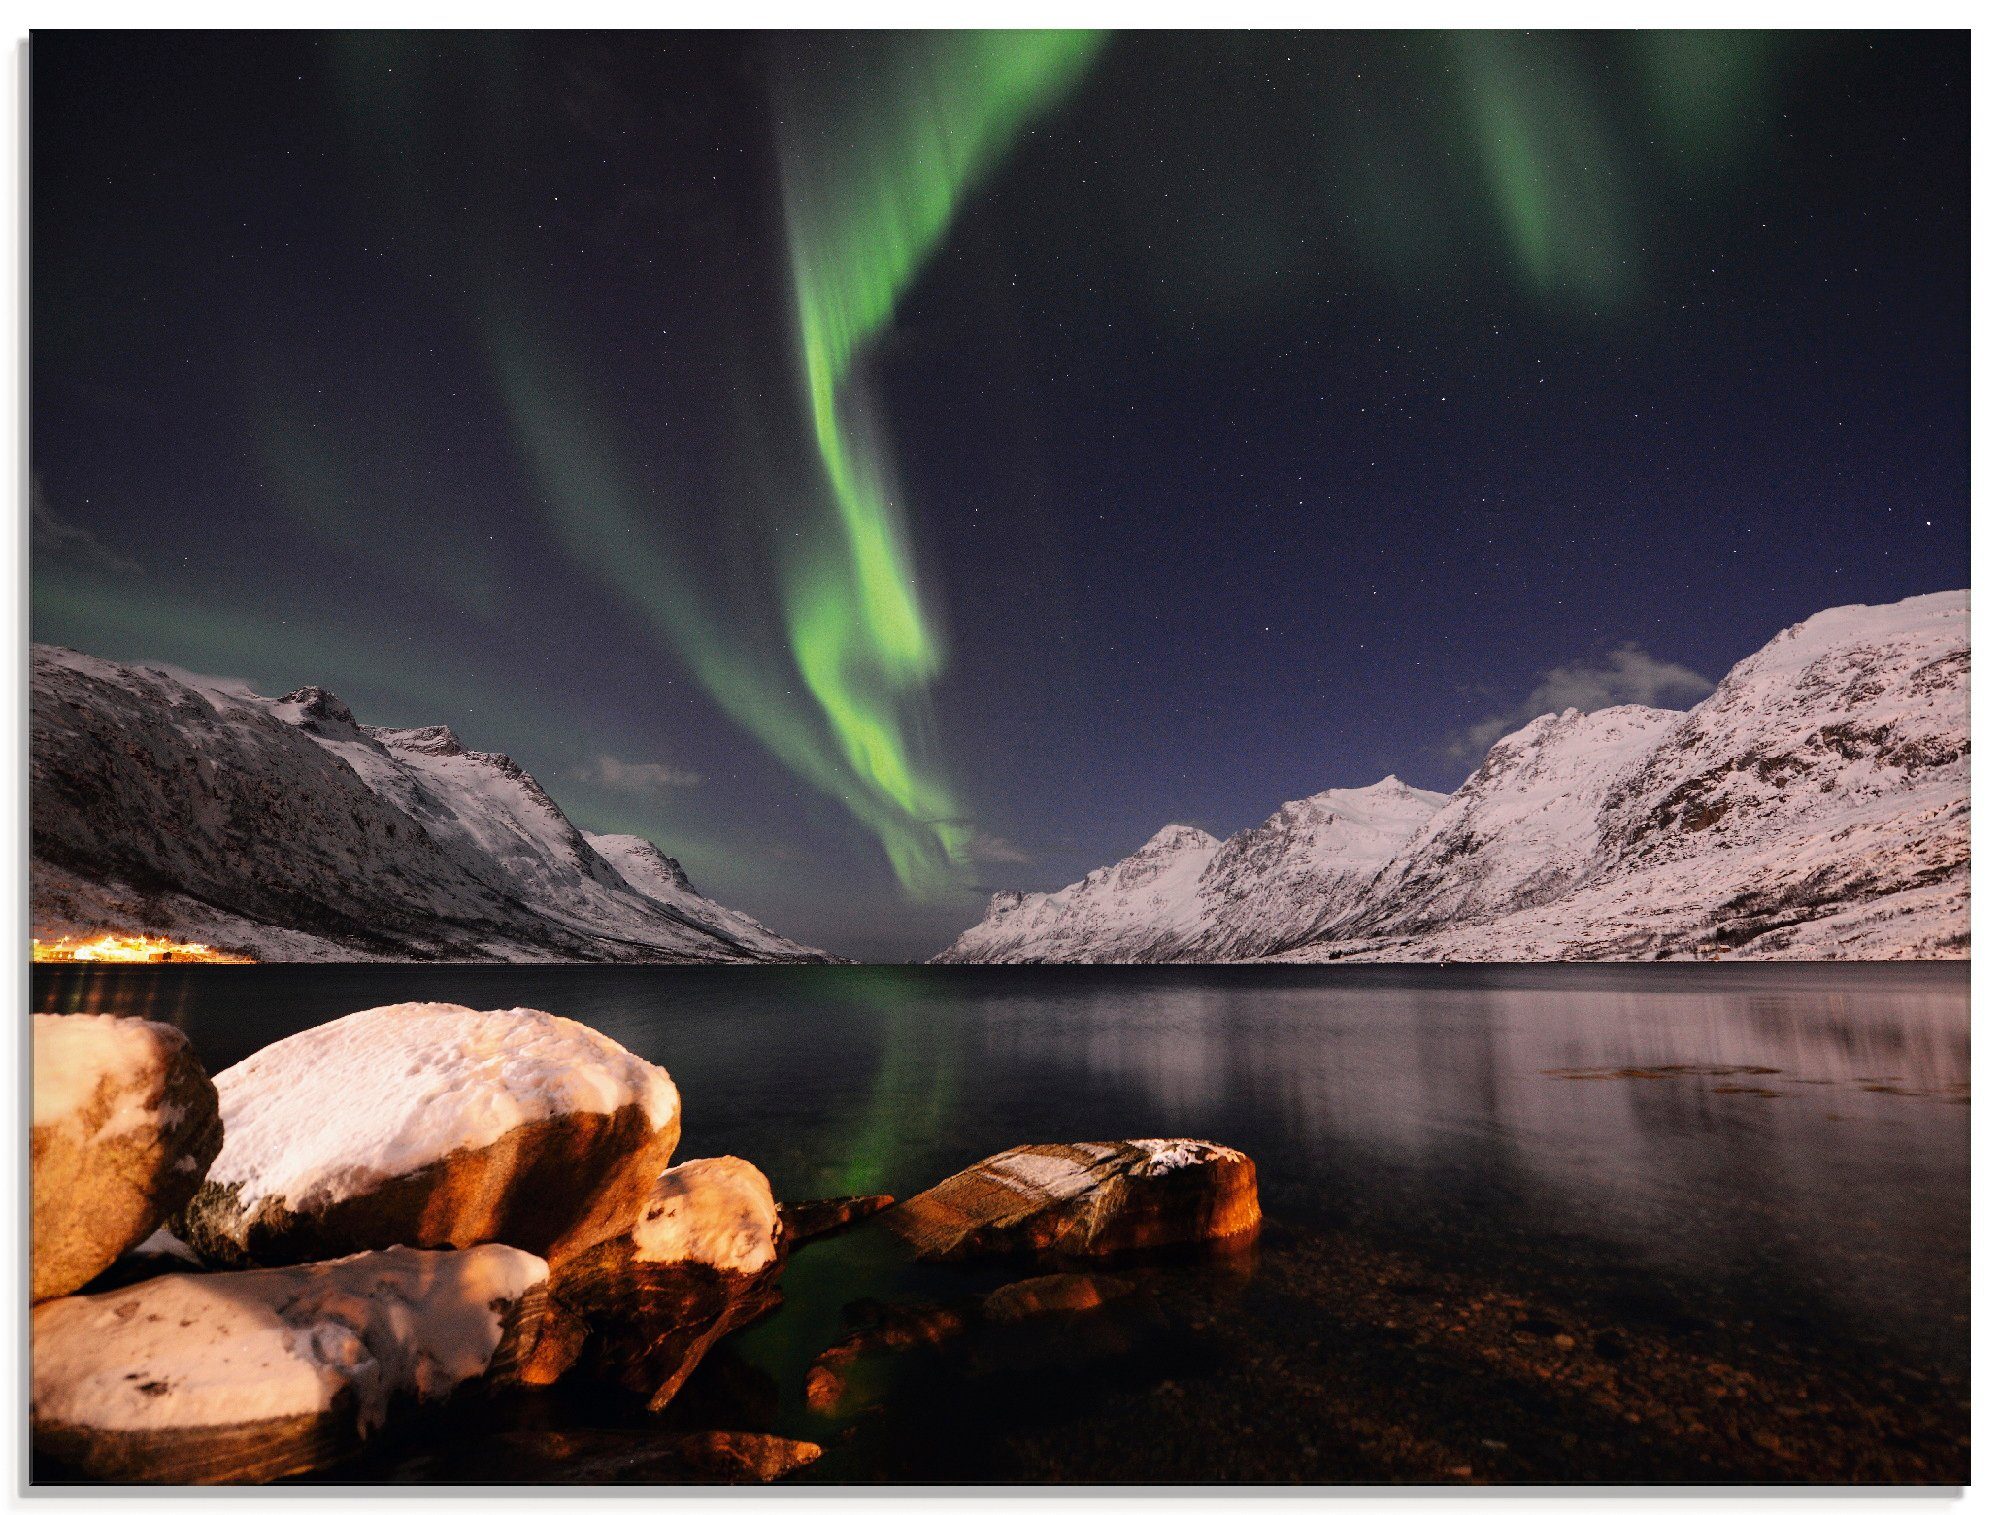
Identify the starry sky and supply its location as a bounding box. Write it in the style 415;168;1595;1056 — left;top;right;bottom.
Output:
32;31;1969;960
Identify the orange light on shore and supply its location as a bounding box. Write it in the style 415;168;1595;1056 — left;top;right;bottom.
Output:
31;934;256;965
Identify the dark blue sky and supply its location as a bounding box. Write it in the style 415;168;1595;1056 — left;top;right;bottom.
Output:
32;32;1969;958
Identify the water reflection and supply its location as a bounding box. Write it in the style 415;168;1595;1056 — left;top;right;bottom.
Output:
970;966;1969;1361
34;961;1968;1369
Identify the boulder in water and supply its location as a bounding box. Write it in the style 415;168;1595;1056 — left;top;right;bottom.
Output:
30;1244;549;1484
881;1139;1260;1261
778;1193;896;1249
175;1003;680;1268
535;1156;787;1410
32;1014;224;1302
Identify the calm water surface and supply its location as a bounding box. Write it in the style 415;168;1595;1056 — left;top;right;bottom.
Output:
33;962;1970;1483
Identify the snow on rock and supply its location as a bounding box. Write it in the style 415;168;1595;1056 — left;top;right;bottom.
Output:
178;1003;681;1268
31;1244;547;1483
882;1139;1261;1260
29;644;829;963
633;1158;781;1275
31;1014;222;1301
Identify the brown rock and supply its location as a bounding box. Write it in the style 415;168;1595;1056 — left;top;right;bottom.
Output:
541;1157;787;1410
881;1139;1260;1261
31;1014;223;1302
666;1430;823;1483
778;1193;896;1249
173;1003;681;1268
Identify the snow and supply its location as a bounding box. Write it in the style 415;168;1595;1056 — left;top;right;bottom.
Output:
206;1003;680;1210
1129;1138;1236;1175
632;1157;780;1274
131;1229;202;1266
1343;704;1682;938
30;1245;545;1435
32;1014;189;1138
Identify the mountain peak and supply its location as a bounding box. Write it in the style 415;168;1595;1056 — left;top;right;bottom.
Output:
374;724;467;758
276;686;355;728
1138;824;1218;854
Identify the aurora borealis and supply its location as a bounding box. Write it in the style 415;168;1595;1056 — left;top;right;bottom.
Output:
31;32;1970;957
773;30;1103;890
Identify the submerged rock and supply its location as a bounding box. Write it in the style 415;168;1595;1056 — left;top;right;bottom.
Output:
979;1271;1137;1324
805;1271;1162;1418
31;1014;224;1302
881;1139;1260;1261
804;1299;975;1415
534;1156;787;1410
778;1193;896;1249
665;1430;824;1484
175;1003;681;1268
30;1244;548;1484
467;1427;822;1485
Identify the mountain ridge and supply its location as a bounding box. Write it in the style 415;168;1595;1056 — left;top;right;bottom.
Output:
936;591;1969;964
29;645;830;963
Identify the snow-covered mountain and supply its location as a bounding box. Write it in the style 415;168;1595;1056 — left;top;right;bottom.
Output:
935;780;1450;963
1174;778;1450;960
29;646;829;963
940;823;1223;964
1332;706;1684;942
937;591;1968;964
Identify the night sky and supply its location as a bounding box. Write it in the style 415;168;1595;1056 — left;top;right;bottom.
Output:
31;31;1970;960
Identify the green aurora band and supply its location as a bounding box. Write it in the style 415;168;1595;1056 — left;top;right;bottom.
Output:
773;30;1105;892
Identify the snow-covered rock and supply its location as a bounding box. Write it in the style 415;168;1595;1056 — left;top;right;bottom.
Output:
633;1158;781;1275
177;1003;681;1267
30;1244;547;1483
940;591;1968;965
881;1139;1262;1260
29;645;828;963
31;1014;223;1301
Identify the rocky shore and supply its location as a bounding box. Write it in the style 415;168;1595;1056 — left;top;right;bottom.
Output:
28;1005;1260;1485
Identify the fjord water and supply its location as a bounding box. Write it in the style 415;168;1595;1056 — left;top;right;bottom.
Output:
34;962;1970;1482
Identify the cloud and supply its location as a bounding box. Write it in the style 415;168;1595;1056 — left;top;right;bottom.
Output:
1450;644;1714;761
582;753;704;794
31;476;140;575
963;830;1031;865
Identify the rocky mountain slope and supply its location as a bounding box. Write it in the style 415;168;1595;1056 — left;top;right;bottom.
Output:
937;780;1449;963
937;591;1968;963
30;646;828;963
